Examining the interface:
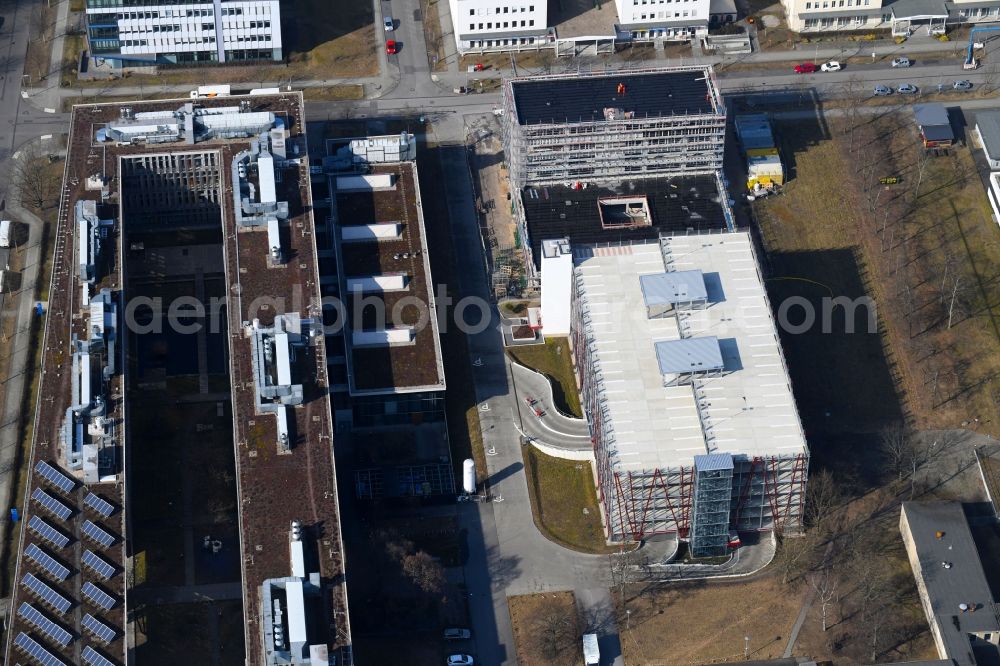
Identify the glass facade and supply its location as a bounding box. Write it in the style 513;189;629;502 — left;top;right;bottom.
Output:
689;454;734;557
351;391;446;428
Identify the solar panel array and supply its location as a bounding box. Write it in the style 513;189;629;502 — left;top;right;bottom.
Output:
14;632;67;666
82;550;115;579
18;602;73;646
81;581;116;610
82;614;116;644
82;645;116;666
31;487;73;521
82;520;116;548
35;461;75;493
22;573;72;614
28;516;70;549
24;544;70;581
84;492;115;517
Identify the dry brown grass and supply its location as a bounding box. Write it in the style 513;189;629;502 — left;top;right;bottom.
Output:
422;0;448;72
508;592;582;666
620;577;804;664
756;115;1000;437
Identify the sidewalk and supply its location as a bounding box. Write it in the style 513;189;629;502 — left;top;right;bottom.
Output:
0;198;47;593
23;31;970;108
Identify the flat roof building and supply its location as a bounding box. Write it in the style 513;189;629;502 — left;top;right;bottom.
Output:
84;0;282;67
570;231;808;555
975;110;1000;171
519;174;730;271
5;92;352;665
900;502;1000;666
501;67;726;188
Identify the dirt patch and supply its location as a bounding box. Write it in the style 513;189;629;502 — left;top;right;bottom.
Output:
509;592;583;666
421;0;448;72
619;577;804;664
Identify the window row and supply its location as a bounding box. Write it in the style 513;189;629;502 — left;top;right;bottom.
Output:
469;19;535;29
468;5;535;15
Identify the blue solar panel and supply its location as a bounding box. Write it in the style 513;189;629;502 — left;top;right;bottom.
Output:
82;520;116;548
31;488;72;521
22;573;72;614
82;614;116;644
82;645;116;666
84;492;115;518
35;461;75;493
18;602;73;646
24;544;70;581
28;516;70;549
14;632;67;666
81;550;115;579
81;582;116;611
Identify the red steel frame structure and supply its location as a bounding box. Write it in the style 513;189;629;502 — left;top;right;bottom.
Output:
570;250;809;544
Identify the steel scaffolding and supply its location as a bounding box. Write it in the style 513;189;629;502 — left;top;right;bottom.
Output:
501;66;727;188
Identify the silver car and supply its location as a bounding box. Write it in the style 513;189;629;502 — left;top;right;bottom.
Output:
897;83;919;94
873;85;892;96
953;79;973;90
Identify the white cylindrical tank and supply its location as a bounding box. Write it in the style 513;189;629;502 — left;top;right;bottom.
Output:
462;459;476;494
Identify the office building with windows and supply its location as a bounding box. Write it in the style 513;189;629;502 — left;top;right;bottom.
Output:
85;0;282;67
449;0;550;52
784;0;1000;34
614;0;712;41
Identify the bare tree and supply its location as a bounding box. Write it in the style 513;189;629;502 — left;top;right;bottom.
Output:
880;422;913;481
947;275;962;329
982;63;1000;94
807;566;839;632
11;144;57;211
775;530;816;585
608;547;644;602
401;551;446;597
805;468;840;533
533;607;576;660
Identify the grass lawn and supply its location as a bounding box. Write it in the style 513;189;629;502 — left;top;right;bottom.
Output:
509;592;582;666
758;115;1000;439
302;84;365;101
619;577;804;664
507;337;582;418
521;446;617;554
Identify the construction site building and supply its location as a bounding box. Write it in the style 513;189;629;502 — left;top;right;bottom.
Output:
500;67;727;189
569;231;809;556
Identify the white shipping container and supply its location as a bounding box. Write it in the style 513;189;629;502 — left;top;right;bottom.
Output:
0;220;10;248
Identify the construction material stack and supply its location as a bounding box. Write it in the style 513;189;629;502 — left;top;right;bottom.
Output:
735;114;784;196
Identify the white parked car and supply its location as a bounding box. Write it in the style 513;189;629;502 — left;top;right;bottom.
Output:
873;85;892;96
891;57;912;67
821;61;842;72
897;83;919;94
447;656;474;666
384;16;394;31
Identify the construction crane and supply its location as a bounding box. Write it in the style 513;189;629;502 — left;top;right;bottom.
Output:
965;25;1000;68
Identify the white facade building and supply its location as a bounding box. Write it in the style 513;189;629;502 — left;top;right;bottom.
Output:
783;0;1000;34
448;0;550;52
86;0;282;67
615;0;711;40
